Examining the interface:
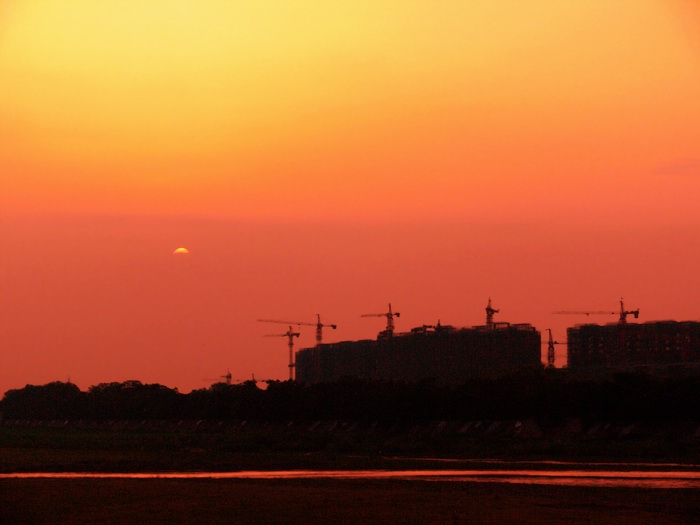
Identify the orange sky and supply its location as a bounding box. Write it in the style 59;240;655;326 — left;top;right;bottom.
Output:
1;1;699;393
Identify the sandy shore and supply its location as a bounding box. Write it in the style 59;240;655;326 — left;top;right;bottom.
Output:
2;478;699;524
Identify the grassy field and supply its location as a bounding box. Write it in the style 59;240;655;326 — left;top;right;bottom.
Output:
2;478;699;524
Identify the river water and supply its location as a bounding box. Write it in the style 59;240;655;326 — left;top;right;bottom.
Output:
3;469;700;489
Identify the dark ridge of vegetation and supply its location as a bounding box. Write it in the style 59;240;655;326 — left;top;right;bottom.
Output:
2;369;700;423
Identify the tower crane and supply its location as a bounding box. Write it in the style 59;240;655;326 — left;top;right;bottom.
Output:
485;297;499;329
543;329;566;368
617;298;640;324
203;370;232;385
361;303;400;338
230;374;275;386
264;326;300;380
258;314;337;346
232;373;267;386
553;298;640;324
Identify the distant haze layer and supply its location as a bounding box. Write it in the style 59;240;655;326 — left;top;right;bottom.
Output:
1;215;697;394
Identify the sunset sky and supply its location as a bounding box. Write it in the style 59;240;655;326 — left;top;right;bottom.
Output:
1;1;699;394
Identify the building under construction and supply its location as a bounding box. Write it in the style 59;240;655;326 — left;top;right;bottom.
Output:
295;321;542;384
567;321;700;370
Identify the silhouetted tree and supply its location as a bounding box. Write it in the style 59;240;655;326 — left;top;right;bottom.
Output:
2;371;700;422
1;381;83;419
87;380;181;420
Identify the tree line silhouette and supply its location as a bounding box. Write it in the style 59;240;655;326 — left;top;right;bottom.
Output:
1;370;699;422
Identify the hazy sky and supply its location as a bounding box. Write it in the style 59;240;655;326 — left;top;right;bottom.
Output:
1;1;699;393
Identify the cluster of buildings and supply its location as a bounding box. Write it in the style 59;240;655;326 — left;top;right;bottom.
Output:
291;302;700;383
296;321;540;383
567;321;700;371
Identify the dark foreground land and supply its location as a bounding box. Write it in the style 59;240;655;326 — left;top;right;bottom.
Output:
2;374;699;523
2;420;700;472
2;426;700;524
2;478;699;524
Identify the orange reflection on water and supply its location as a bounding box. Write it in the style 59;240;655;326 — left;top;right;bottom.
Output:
3;470;700;489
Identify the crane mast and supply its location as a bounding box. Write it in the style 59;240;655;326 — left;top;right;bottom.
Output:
544;329;566;368
311;313;337;345
264;326;300;380
485;297;499;329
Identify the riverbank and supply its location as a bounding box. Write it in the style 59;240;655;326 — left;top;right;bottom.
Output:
2;478;699;524
3;424;699;524
2;422;699;473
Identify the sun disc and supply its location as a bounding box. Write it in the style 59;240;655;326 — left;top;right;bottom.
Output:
173;247;190;255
